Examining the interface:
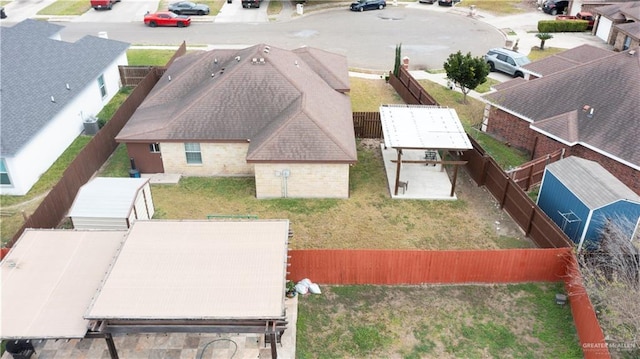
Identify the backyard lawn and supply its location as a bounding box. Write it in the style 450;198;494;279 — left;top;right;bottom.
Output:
297;283;582;359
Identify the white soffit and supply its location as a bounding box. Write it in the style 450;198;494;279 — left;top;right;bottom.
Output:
86;220;290;320
0;230;126;339
380;104;472;150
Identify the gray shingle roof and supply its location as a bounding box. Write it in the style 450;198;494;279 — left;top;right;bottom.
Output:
484;46;640;169
546;156;640;209
0;19;129;156
116;44;357;163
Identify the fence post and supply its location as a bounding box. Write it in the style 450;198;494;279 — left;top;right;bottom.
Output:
526;205;535;236
479;156;489;186
500;176;510;209
525;165;534;191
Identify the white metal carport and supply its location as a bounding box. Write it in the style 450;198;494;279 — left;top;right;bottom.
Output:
379;105;473;198
1;220;292;359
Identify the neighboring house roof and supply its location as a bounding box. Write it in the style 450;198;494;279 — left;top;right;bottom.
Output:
593;1;640;20
116;44;357;163
68;177;150;218
522;44;613;77
546;156;640;209
483;46;640;170
617;20;640;38
0;19;129;157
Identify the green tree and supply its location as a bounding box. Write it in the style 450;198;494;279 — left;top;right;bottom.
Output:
443;51;489;104
536;33;553;50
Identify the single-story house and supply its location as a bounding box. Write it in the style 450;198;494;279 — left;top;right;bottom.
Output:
0;19;129;195
537;156;640;250
591;1;640;51
115;44;357;199
482;45;640;194
68;177;154;229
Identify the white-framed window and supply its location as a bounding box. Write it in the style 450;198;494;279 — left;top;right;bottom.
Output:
0;159;11;185
185;143;202;164
149;143;160;153
98;74;107;98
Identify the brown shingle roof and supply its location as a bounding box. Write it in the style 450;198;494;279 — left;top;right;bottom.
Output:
522;44;612;77
617;21;640;38
484;47;640;169
116;44;356;163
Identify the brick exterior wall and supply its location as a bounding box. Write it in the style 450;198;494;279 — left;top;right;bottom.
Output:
161;142;254;176
613;32;639;52
254;163;350;199
487;107;640;194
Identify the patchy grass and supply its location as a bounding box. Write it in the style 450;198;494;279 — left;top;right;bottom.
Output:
268;0;283;15
145;139;522;250
475;77;501;93
527;46;568;61
127;49;179;66
297;283;581;359
96;87;133;127
99;144;131;177
349;77;404;111
418;79;529;169
37;0;91;15
461;0;529;14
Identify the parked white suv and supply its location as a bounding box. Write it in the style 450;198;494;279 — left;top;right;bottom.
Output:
484;48;531;78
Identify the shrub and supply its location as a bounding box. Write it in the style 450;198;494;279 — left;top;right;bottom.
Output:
538;20;589;32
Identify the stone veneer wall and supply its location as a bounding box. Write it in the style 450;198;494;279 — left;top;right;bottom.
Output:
254;163;350;199
161;142;254;176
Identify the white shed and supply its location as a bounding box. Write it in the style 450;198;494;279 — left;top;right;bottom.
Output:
69;177;154;229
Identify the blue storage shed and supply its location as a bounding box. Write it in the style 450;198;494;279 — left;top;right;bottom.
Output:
537;156;640;250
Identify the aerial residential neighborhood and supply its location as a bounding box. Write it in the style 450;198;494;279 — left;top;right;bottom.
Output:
1;0;639;358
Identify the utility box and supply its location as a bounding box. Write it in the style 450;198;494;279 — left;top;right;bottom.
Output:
296;3;303;15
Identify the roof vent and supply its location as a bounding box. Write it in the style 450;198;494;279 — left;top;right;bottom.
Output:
211;73;215;78
582;105;591;112
235;56;241;62
66;83;70;90
587;107;594;118
50;96;55;103
214;58;218;64
259;58;265;64
168;75;171;81
294;60;298;67
252;58;257;64
629;50;636;56
263;48;269;54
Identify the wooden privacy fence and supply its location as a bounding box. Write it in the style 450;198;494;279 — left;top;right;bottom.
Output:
389;66;439;106
507;148;564;190
461;136;572;248
353;112;382;138
7;68;163;247
289;248;609;359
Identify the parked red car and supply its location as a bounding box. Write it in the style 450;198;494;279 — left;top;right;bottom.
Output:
144;11;191;27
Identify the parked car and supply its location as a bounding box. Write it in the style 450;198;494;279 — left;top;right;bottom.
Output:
419;0;437;4
484;48;531;78
90;0;119;10
542;0;569;15
242;0;261;8
350;0;386;12
144;11;191;27
438;0;459;6
556;11;595;29
168;1;210;15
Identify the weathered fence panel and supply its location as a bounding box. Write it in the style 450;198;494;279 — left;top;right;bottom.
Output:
289;248;569;284
508;149;564;190
353;112;382;138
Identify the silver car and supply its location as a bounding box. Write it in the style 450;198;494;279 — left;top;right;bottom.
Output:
484;48;531;78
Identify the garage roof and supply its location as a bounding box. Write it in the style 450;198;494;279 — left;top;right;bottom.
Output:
380;105;472;150
68;177;150;218
0;230;126;339
86;220;290;320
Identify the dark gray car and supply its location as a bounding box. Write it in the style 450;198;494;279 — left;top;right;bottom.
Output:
168;1;210;15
